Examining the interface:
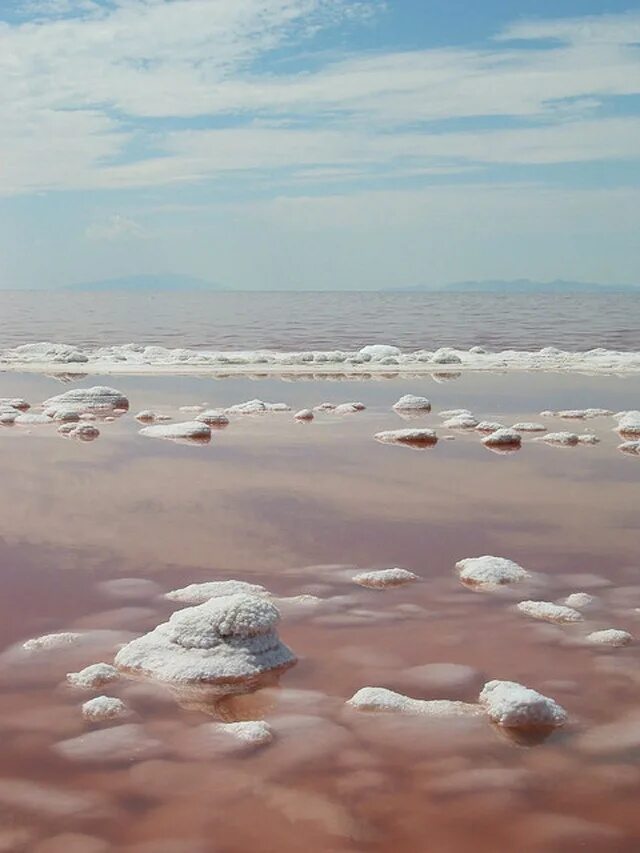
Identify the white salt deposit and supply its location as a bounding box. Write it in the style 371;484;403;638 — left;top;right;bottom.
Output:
577;433;599;444
456;556;529;588
432;348;463;365
535;432;580;446
374;428;438;447
67;663;119;689
439;409;473;418
392;395;431;412
442;415;479;429
517;600;583;623
586;629;633;647
481;428;522;448
0;397;30;411
294;409;314;421
139;421;211;441
334;402;366;414
475;421;505;433
359;345;401;360
512;422;547;432
216;720;273;747
64;424;100;441
43;386;129;412
347;687;481;717
23;632;82;652
14;413;53;425
619;440;640;455
563;593;596;609
195;410;230;426
115;593;296;686
225;399;291;414
135;411;161;423
179;405;205;413
165;580;268;605
82;696;128;721
552;409;613;419
352;568;419;589
616;412;640;437
314;403;337;412
479;680;567;729
0;412;17;425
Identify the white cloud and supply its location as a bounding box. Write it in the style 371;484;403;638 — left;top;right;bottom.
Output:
85;213;147;240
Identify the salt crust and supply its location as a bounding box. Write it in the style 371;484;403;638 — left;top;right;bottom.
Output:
563;593;596;609
216;720;273;746
439;409;473;418
481;428;522;447
60;424;100;441
23;632;82;652
114;593;296;686
334;402;366;414
517;600;583;623
135;411;171;423
82;696;128;721
619;441;640;454
225;399;291;414
442;415;479;429
512;422;546;432
374;428;437;446
67;663;119;689
392;395;431;412
549;409;613;419
475;421;505;433
352;568;419;589
4;342;640;376
586;629;633;647
347;687;481;717
535;432;580;445
165;580;268;605
294;409;314;421
15;413;53;425
456;556;529;587
0;412;17;424
479;680;567;728
196;410;230;425
616;412;640;436
43;386;129;412
139;421;211;440
0;397;29;411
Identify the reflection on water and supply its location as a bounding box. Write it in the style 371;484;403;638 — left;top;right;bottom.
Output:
0;371;638;851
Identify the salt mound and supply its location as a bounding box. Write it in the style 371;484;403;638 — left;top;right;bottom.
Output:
196;410;230;426
563;593;596;609
62;424;99;441
439;409;473;418
67;663;119;689
139;421;211;441
517;600;583;623
347;687;481;717
114;593;296;687
165;580;268;605
216;720;273;747
374;428;437;447
535;432;580;446
619;441;640;455
225;400;291;414
334;402;366;414
456;556;529;588
43;386;129;413
616;412;640;437
586;629;633;647
479;680;567;729
14;413;53;425
578;434;599;444
0;397;30;411
512;422;546;432
23;632;82;652
0;412;17;425
392;395;431;412
442;415;479;429
475;421;505;433
135;411;171;423
314;403;336;412
359;345;401;361
294;409;314;421
553;409;613;419
45;405;82;422
82;696;128;721
482;428;522;448
432;348;462;365
352;568;419;589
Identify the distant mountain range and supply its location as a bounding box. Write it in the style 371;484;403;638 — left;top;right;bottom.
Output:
69;274;224;292
396;279;640;294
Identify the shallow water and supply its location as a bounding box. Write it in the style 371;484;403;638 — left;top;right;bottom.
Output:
0;371;639;851
2;289;640;351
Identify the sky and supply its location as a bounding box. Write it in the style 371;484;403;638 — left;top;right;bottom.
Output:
1;0;639;290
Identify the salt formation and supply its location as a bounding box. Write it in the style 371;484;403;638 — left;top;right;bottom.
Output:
0;397;29;411
225;400;291;414
0;412;17;425
475;421;505;433
23;632;82;652
616;411;640;437
517;600;583;623
586;629;633;647
439;409;473;418
334;402;366;414
442;414;479;429
352;568;419;589
314;403;337;412
14;413;53;425
619;441;640;455
196;410;230;426
577;434;599;444
551;409;613;419
82;696;128;721
139;421;211;442
512;422;546;432
294;409;314;421
62;424;100;441
456;556;529;588
374;428;438;447
215;720;273;747
347;687;481;717
114;593;296;688
535;432;580;446
135;411;171;423
179;405;205;413
45;405;82;422
563;593;596;609
359;345;401;361
165;580;268;605
481;428;522;448
432;348;462;365
67;663;119;689
479;680;567;729
392;395;431;412
43;386;129;413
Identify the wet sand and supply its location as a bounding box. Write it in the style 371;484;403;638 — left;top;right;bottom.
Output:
0;371;639;852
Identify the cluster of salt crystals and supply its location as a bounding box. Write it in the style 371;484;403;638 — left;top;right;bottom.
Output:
456;556;529;588
543;408;613;419
586;629;633;647
67;663;119;689
23;632;82;652
517;600;583;623
165;579;269;605
82;696;128;721
352;568;419;589
475;421;505;433
294;409;314;421
225;400;291;415
14;413;54;426
443;414;479;429
512;422;546;432
114;593;296;688
535;432;580;446
374;428;438;446
139;421;211;442
392;395;431;412
347;687;481;717
333;402;366;414
481;428;521;448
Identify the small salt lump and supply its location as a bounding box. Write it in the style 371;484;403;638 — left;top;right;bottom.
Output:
15;413;53;425
374;428;438;447
70;424;100;441
617;412;640;437
165;579;269;605
23;632;82;652
512;423;546;432
479;680;567;729
482;428;521;448
139;421;211;441
347;687;480;717
439;409;473;418
475;422;505;433
294;409;314;421
67;663;119;689
443;415;479;429
196;410;230;426
392;395;431;412
517;600;583;623
586;629;633;647
225;400;291;414
334;402;366;414
535;432;580;446
456;556;529;588
619;441;640;455
563;593;596;609
216;720;273;747
82;696;128;721
44;386;129;413
352;568;419;589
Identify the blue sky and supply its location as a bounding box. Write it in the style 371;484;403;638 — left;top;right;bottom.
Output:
1;0;639;289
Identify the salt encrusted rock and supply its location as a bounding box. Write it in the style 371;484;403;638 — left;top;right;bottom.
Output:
43;386;129;413
225;400;291;415
334;402;366;414
23;632;82;652
535;432;580;446
456;556;529;588
482;428;522;448
359;345;401;361
216;720;273;747
619;441;640;455
475;421;505;433
512;422;547;432
82;696;128;721
14;413;53;425
374;428;438;447
439;409;473;418
165;580;269;605
196;410;230;426
392;395;431;412
517;600;583;623
442;415;479;429
114;593;296;687
294;409;314;421
67;663;119;689
479;680;567;729
347;687;481;717
586;629;633;647
563;593;596;609
139;421;211;441
352;568;419;589
616;412;640;437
